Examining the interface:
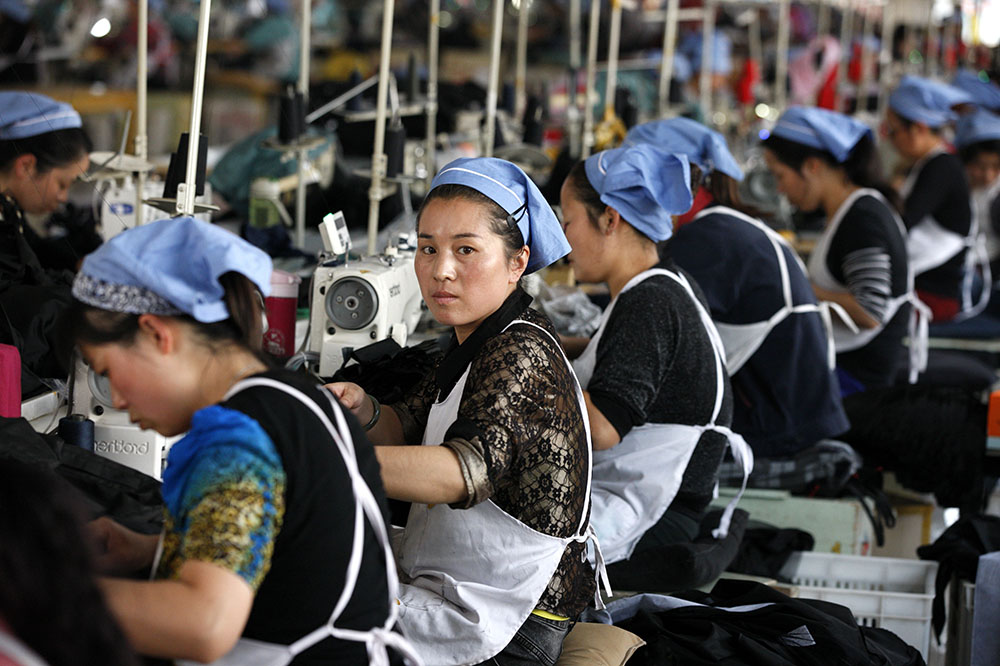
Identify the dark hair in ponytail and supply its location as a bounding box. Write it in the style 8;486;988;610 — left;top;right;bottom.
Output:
763;133;902;213
0;127;92;173
63;272;268;354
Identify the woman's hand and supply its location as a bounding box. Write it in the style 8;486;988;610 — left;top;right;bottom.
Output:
87;516;160;576
326;382;373;422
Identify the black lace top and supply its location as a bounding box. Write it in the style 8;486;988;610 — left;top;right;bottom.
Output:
392;289;596;617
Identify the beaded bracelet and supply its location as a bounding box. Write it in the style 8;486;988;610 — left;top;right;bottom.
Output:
363;393;381;431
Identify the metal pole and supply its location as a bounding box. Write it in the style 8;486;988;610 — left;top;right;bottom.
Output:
858;5;874;112
568;0;582;157
515;0;529;121
817;0;831;40
605;0;622;121
658;0;680;116
775;0;790;112
876;1;895;119
483;0;504;157
135;0;147;226
698;0;714;120
582;0;601;158
295;0;312;248
837;0;855;113
367;0;396;254
176;0;211;216
426;0;440;188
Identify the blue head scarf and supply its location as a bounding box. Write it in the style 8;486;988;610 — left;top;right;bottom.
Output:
953;69;1000;112
583;145;692;242
770;106;873;163
73;217;273;323
888;75;973;128
428;157;569;274
0;92;81;140
626;116;743;181
955;108;1000;150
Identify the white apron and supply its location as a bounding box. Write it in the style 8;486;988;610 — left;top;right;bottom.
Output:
156;378;421;666
574;268;754;566
901;148;989;319
807;188;929;383
395;320;608;666
695;206;850;373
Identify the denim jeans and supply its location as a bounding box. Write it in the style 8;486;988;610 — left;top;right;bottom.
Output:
475;613;573;666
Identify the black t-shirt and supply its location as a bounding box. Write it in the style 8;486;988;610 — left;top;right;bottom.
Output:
903;151;972;299
222;369;392;665
588;259;732;520
825;194;910;389
668;208;849;458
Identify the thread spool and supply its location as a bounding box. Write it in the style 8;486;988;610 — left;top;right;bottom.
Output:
522;95;545;146
385;122;406;178
407;52;419;102
59;414;95;451
278;87;303;144
347;70;363;111
162;133;208;198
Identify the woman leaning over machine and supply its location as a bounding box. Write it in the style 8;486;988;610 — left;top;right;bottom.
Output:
558;144;752;590
763;106;922;394
329;157;599;666
65;217;414;665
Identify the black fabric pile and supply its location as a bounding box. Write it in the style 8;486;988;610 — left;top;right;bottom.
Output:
0;417;163;535
329;337;444;404
727;524;815;579
840;385;988;513
917;514;1000;641
618;579;924;666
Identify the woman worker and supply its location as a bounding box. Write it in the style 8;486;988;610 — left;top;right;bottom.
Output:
329;157;597;665
558;144;751;587
628;117;849;465
763;106;918;393
955;109;1000;301
886;76;975;321
0;91;92;394
65;217;413;665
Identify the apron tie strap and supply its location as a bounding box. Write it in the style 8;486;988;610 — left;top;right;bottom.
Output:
908;295;931;384
816;301;859;371
580;525;613;610
704;425;754;540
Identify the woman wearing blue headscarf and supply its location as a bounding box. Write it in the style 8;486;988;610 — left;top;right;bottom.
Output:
628;117;849;465
763;106;919;393
887;76;975;321
0;91;92;395
329;157;597;665
558;144;751;588
64;218;413;665
956;109;1000;297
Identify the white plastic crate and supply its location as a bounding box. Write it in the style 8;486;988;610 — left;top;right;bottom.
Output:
779;552;937;661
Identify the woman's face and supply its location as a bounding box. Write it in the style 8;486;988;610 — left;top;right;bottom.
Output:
885;110;920;159
559;179;609;284
80;324;194;437
966;150;1000;191
763;149;821;213
414;197;527;342
9;154;89;214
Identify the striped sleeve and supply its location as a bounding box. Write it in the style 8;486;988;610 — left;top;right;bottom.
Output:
841;247;893;322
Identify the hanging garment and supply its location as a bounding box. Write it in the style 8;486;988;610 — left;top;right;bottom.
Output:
901;149;988;319
158;378;421;666
395;320;607;666
695;206;847;373
807;188;929;383
574;268;753;565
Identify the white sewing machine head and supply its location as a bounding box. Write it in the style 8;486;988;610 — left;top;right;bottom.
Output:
71;359;179;480
306;247;424;377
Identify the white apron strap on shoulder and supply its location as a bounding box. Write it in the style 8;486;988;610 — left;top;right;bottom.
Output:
908;295;932;384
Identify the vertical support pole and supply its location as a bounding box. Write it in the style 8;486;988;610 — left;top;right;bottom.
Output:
876;1;895;119
775;0;790;113
698;0;715;121
858;5;874;113
295;0;312;248
483;0;504;157
568;0;582;157
837;0;855;113
367;0;395;255
658;0;680;116
135;0;148;226
582;0;601;158
176;0;211;217
515;0;529;121
426;0;440;188
605;0;622;122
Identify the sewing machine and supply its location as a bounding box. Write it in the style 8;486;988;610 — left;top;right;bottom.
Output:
71;359;178;480
306;213;423;376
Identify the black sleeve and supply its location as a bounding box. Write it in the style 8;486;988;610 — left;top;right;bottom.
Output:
827;201;902;322
903;153;971;235
991;191;1000;239
588;280;680;438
